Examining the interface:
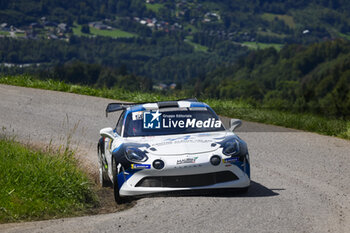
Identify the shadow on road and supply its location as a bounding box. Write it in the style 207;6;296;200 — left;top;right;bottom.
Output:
132;181;281;201
243;181;283;197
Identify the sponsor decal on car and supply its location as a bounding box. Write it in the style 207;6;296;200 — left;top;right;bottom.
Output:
176;156;198;165
174;164;203;169
165;135;192;141
131;164;151;169
132;111;143;120
223;157;239;164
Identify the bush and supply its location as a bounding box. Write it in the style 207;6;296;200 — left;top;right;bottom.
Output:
81;24;90;34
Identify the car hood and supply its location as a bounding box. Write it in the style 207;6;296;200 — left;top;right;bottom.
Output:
124;131;231;155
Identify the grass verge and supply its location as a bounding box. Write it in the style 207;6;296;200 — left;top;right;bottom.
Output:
0;75;348;140
206;99;349;139
0;136;98;223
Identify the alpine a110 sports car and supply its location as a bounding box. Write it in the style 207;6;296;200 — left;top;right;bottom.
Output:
97;99;250;203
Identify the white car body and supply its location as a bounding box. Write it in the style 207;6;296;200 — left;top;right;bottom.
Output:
98;100;250;202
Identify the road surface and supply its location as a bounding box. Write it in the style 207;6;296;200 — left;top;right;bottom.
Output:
0;84;349;233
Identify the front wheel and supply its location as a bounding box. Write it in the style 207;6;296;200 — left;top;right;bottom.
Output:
112;158;125;204
238;186;249;194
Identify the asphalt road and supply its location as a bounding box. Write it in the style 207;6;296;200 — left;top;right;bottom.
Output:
0;84;349;233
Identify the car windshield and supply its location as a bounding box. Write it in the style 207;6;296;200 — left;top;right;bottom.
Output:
123;107;225;137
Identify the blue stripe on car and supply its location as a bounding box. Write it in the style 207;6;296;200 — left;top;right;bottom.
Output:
129;105;146;112
232;160;250;178
117;169;141;189
123;105;146;126
190;102;207;108
112;144;123;153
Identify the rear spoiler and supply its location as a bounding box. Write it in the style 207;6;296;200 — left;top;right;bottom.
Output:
105;98;198;117
105;102;132;117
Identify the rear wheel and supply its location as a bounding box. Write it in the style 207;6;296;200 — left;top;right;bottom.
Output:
98;146;110;187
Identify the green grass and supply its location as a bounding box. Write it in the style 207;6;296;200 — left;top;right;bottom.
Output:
73;24;136;38
72;24;85;36
0;137;98;223
257;29;286;39
89;27;136;38
339;32;350;40
184;24;199;34
242;42;283;51
185;36;208;52
206;99;349;139
15;32;26;37
146;3;163;13
0;31;10;36
0;75;348;140
261;13;296;28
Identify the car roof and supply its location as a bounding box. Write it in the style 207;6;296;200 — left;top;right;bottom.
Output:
128;100;209;112
105;99;210;117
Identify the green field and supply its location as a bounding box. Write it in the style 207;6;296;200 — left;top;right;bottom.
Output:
185;36;208;52
146;3;163;13
257;29;287;39
339;32;350;40
0;137;97;223
73;24;136;38
242;41;284;50
0;31;10;36
261;13;296;28
184;24;199;33
0;75;348;140
15;32;26;37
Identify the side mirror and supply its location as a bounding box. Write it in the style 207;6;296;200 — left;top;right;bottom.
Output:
100;127;117;139
229;119;242;132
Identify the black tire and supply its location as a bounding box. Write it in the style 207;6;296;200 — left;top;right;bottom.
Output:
238;186;249;194
98;145;110;187
112;158;125;204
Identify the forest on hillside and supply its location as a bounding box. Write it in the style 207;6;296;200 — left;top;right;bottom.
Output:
197;39;350;118
1;0;350;119
0;35;248;83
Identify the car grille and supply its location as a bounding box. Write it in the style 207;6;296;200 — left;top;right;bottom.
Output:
135;171;238;188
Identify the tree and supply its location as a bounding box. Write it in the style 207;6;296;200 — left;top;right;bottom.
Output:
81;25;90;34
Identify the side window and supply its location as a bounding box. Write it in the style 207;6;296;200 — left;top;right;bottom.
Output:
116;111;126;136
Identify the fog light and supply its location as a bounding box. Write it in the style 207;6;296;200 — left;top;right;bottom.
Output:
153;159;165;170
210;155;221;166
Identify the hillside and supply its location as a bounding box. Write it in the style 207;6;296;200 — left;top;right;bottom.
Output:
198;39;350;118
1;0;350;84
1;0;350;43
0;1;350;115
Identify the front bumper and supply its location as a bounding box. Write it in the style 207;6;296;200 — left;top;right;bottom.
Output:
119;156;250;196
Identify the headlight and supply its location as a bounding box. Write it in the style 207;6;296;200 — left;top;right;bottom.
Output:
125;147;148;162
222;140;240;156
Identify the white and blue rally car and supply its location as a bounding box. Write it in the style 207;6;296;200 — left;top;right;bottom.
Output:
97;99;250;203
